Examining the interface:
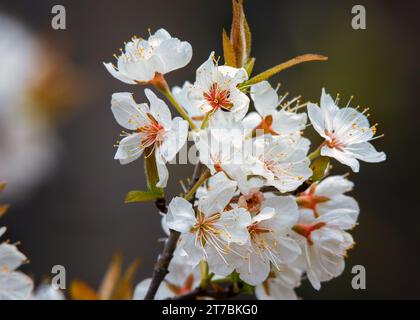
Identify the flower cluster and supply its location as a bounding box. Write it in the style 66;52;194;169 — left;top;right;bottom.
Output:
105;1;385;300
0;183;65;300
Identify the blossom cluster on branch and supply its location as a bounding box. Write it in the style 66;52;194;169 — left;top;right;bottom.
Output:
104;0;385;300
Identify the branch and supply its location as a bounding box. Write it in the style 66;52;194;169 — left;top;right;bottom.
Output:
144;229;180;300
144;162;204;300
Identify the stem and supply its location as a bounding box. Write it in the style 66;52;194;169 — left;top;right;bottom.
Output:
199;261;209;289
150;73;197;130
144;162;205;300
162;88;197;130
184;169;210;201
200;111;213;130
144;147;166;212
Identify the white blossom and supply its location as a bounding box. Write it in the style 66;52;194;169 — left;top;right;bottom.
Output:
104;28;192;84
297;175;359;219
255;264;302;300
191;112;254;194
30;284;65;300
235;196;301;285
0;227;33;300
172;81;206;127
165;173;251;276
112;89;188;187
249;135;312;193
189;52;249;120
243;81;307;138
308;88;386;172
292;207;358;290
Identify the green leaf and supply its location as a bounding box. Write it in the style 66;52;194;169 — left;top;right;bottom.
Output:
240;282;255;295
310;156;330;182
124;190;163;203
244;57;255;77
240;54;328;87
144;147;163;194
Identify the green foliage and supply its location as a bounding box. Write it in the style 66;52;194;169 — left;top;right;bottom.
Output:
310;156;330;182
124;190;163;203
240;54;328;87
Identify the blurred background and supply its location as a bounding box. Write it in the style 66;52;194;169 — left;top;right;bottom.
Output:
0;0;418;299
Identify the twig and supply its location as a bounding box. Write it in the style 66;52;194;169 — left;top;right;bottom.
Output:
144;162;204;300
155;197;167;214
144;229;180;300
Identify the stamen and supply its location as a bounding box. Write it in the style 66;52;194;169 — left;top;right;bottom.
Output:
203;83;233;111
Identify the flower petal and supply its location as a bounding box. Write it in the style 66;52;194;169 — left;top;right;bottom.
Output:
154;38;193;74
345;142;386;163
103;62;136;84
195;52;217;91
145;89;172;129
255;278;298;300
159;117;189;162
155;151;169;188
133;278;174;300
317;195;359;217
321;145;360;172
272;110;307;135
0;271;33;300
307;102;326;137
114;133;143;165
242;112;262;131
0;243;27;272
237;245;271;285
198;173;237;216
250;81;278;116
111;92;149;130
261;196;299;227
217;207;251;244
315;175;354;198
165;197;196;233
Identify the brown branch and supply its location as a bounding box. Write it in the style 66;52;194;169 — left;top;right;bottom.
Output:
144;229;180;300
154;197;167;214
144;162;204;300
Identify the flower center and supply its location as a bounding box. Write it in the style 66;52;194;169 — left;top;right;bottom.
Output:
248;223;272;238
191;212;221;241
263;159;279;175
324;129;344;151
238;189;265;214
190;212;235;262
292;222;326;245
296;184;329;218
137;113;165;148
203;83;233;111
255;115;279;136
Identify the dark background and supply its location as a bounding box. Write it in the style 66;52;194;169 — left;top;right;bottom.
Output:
0;0;418;299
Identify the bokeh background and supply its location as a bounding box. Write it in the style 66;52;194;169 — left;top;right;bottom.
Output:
0;0;418;299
